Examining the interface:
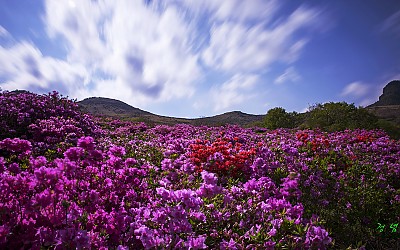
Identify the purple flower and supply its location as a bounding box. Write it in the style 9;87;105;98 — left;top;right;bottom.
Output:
89;190;99;202
152;209;167;224
161;158;173;171
134;226;156;249
8;162;20;174
243;178;259;193
211;152;224;162
201;171;217;185
264;240;276;250
77;136;95;151
74;230;90;249
36;226;56;246
186;235;207;249
271;218;283;228
268;228;277;237
124;158;138;167
220;238;238;250
196;183;221;198
108;145;126;157
156;187;171;200
0;138;32;153
64;147;85;161
35;189;53;207
305;226;332;247
190;211;206;222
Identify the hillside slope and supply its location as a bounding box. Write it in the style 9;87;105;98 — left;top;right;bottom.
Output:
77;98;264;127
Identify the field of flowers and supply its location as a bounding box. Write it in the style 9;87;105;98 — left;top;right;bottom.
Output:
0;91;399;249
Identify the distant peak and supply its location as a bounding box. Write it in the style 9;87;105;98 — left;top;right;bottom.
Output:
369;80;400;107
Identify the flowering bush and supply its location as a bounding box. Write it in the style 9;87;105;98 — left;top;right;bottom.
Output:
0;91;399;249
189;137;256;179
0;90;101;143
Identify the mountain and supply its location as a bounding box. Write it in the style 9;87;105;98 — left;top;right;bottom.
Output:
77;97;265;127
369;80;400;106
366;80;400;124
191;111;265;126
77;81;400;127
78;97;153;117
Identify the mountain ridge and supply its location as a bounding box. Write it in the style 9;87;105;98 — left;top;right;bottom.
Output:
77;97;265;126
78;79;400;127
7;79;400;127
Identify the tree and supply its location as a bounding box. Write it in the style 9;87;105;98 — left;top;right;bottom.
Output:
264;107;297;129
305;102;378;131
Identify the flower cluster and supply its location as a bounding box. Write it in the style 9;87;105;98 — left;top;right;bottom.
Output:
0;91;399;249
189;137;256;178
0;90;101;144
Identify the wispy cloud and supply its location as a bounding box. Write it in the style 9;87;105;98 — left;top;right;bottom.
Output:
0;41;88;94
341;82;369;98
202;6;320;72
181;0;279;23
43;0;201;105
0;0;325;115
0;25;10;38
380;9;400;37
211;74;259;112
274;67;301;84
341;81;375;107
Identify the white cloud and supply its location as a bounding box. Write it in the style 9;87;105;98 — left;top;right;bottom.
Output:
380;9;400;36
211;74;259;112
98;1;200;101
177;0;278;23
0;41;88;94
0;0;202;107
341;81;370;98
274;67;301;84
201;6;320;72
340;81;377;107
0;25;10;37
45;0;106;65
283;39;308;63
0;0;325;116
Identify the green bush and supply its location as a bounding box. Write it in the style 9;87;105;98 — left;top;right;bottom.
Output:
264;107;298;129
304;102;378;131
376;119;400;139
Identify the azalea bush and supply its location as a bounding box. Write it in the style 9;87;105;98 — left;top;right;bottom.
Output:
0;90;399;249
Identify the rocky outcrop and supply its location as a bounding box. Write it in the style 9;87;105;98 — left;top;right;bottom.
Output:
369;80;400;106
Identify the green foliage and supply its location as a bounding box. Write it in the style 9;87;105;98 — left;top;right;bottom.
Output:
263;102;399;138
304;102;378;131
376;119;400;139
264;107;298;129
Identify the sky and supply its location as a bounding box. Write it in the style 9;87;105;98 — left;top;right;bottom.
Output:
0;0;400;118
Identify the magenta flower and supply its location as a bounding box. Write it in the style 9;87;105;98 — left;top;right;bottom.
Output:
77;136;95;151
186;235;207;249
305;226;332;247
64;147;85;161
220;238;238;250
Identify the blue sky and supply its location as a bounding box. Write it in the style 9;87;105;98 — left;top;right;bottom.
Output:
0;0;399;118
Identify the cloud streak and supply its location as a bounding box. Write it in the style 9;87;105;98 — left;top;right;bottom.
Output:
0;25;10;38
201;6;320;72
0;0;324;115
274;67;301;84
211;74;259;112
380;9;400;37
340;81;375;107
